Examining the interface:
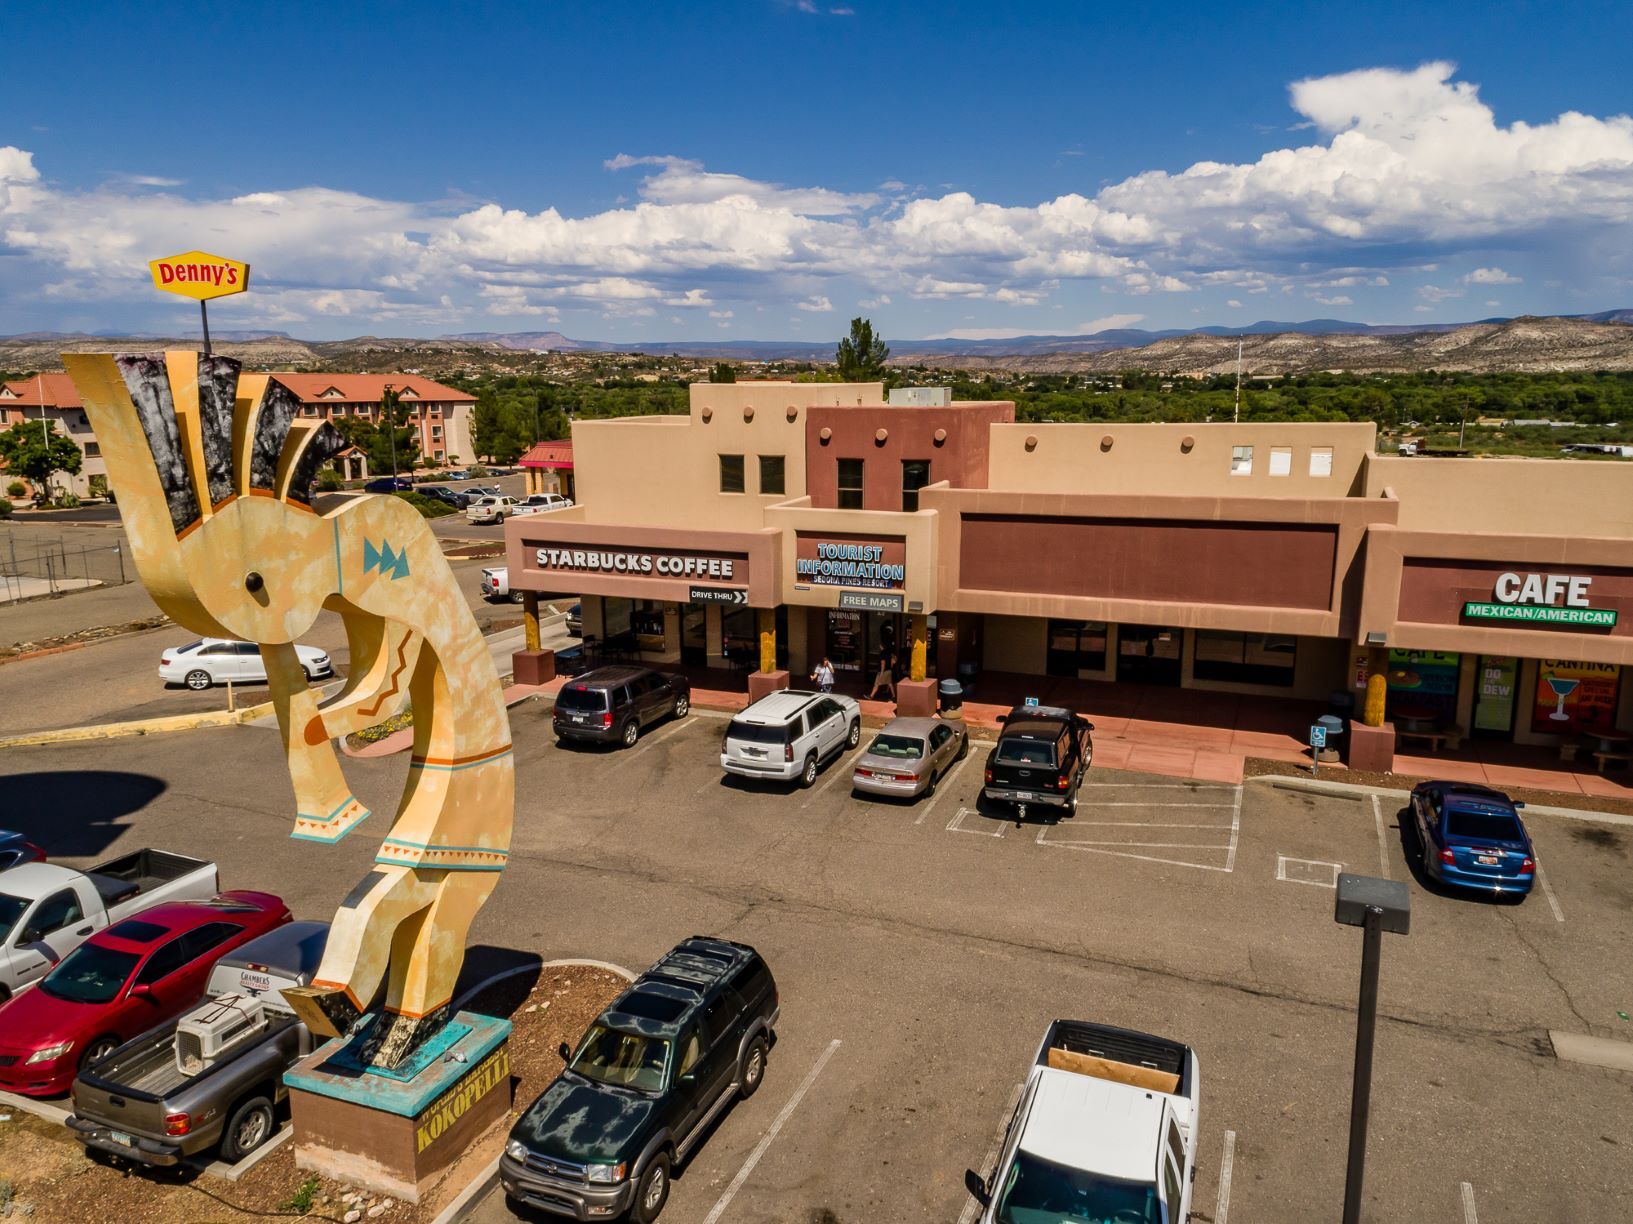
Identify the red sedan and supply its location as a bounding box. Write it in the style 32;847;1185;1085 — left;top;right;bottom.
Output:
0;892;289;1097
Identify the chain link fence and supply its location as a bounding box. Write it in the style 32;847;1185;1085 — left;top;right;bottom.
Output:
0;525;130;601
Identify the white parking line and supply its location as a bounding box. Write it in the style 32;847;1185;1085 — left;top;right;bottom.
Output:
629;717;694;755
1225;786;1241;873
1371;794;1391;879
1276;855;1342;887
1036;836;1234;872
1460;1181;1478;1224
947;806;1007;837
917;755;977;824
1068;801;1237;809
956;1082;1026;1224
700;1038;841;1224
1215;1130;1237;1224
1536;862;1566;923
801;753;859;807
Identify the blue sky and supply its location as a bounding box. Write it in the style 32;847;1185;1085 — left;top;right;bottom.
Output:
3;0;1631;341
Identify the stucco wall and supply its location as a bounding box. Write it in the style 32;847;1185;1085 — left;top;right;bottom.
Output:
986;421;1376;497
1366;454;1633;537
804;401;1013;509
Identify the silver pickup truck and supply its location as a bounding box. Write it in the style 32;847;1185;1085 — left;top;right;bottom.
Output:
67;921;327;1166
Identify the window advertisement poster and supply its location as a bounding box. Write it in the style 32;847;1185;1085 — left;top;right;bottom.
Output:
1532;660;1621;734
1472;656;1519;733
1387;649;1461;723
825;609;864;672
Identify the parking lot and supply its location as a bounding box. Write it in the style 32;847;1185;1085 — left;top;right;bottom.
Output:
3;703;1630;1223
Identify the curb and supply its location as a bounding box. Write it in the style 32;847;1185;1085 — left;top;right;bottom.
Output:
0;641;87;668
0;700;276;749
1254;773;1633;826
431;957;636;1224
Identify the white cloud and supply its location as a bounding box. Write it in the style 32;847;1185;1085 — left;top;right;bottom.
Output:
1417;284;1465;302
3;61;1630;333
708;308;734;318
1309;294;1353;306
858;294;891;308
930;312;1145;340
1486;298;1501;306
1226;298;1243;308
796;295;833;312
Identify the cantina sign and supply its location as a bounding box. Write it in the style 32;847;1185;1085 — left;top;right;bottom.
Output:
1464;571;1618;628
794;533;907;591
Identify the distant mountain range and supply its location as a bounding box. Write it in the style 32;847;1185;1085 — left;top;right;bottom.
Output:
3;310;1630;376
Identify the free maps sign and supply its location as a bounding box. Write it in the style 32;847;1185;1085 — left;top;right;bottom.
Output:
148;250;251;301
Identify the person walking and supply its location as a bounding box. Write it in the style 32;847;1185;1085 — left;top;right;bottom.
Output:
867;647;897;702
811;656;836;693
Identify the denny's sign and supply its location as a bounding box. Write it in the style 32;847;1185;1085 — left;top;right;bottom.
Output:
148;250;250;301
1464;571;1619;628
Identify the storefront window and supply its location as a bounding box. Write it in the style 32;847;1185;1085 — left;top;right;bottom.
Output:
837;459;864;510
759;455;785;495
1386;650;1460;724
1193;631;1296;686
719;454;745;494
1046;620;1108;676
826;609;864;672
1532;660;1620;735
901;459;931;512
631;600;666;650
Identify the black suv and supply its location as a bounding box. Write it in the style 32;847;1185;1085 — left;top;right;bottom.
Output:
501;938;780;1222
553;667;691;749
982;703;1094;818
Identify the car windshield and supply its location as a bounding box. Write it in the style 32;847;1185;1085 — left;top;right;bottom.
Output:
996;738;1057;766
569;1024;670;1093
996;1150;1164;1224
557;686;609;712
728;720;790;745
1445;809;1524;843
0;893;29;945
868;734;924;759
39;942;142;1005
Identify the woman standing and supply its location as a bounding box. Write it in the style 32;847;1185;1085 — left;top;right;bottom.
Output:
811;656;836;693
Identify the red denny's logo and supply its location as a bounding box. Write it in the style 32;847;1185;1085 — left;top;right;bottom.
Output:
148;250;251;301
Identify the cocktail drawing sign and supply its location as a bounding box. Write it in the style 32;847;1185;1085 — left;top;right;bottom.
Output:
1533;660;1619;735
1544;674;1579;721
148;250;250;355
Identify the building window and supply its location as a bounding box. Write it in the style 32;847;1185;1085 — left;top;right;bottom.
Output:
836;458;864;509
1268;446;1292;476
1047;620;1108;676
1193;631;1296;686
759;455;785;496
84;442;100;457
901;459;931;511
1309;446;1334;477
1230;445;1253;476
719;453;745;494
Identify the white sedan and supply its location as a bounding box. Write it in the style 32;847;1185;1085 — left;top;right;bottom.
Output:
159;639;334;690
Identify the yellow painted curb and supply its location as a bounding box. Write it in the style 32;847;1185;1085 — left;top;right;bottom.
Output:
0;699;275;749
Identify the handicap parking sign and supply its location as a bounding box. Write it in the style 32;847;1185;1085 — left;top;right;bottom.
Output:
1025;696;1039;707
1310;725;1328;748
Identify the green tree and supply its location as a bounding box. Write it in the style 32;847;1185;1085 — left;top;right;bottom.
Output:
709;362;737;383
0;421;82;496
836;317;889;381
376;388;420;476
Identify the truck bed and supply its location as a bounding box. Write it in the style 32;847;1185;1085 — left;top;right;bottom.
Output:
1039;1019;1191;1096
85;849;213;908
82;1012;300;1102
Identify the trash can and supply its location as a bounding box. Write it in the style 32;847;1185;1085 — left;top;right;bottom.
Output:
1316;713;1345;763
939;678;964;715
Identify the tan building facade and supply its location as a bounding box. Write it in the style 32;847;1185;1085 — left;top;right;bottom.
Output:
506;381;1633;768
1;373;108;497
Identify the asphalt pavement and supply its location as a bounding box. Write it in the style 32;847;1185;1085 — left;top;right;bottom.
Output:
2;706;1628;1224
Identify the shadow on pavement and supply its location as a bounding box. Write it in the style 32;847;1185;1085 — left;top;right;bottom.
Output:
3;770;167;857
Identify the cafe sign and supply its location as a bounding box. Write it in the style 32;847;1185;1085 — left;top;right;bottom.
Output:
534;546;742;581
1463;571;1617;628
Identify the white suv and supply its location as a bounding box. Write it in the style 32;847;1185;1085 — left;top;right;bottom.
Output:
466;495;518;524
721;689;862;787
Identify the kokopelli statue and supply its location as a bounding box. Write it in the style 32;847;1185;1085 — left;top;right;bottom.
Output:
65;352;514;1070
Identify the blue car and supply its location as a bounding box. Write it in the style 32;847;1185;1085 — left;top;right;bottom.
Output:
363;476;413;493
1409;781;1535;897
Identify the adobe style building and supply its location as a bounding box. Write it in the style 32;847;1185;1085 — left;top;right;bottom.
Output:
0;373;108;497
503;380;1633;771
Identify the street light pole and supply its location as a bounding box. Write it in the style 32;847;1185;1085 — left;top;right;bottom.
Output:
383;383;397;484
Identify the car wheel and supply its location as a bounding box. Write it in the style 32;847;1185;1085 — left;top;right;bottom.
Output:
0;985;10;1006
508;589;525;604
673;693;690;718
220;1095;276;1162
632;1154;671;1224
622;720;640;749
956;734;969;761
923;768;939;799
495;512;504;523
846;720;861;750
739;1034;768;1099
800;754;819;788
184;669;212;691
1065;793;1077;818
80;1035;120;1070
302;667;316;682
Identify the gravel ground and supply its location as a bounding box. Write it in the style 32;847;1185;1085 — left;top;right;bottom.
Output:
0;964;627;1224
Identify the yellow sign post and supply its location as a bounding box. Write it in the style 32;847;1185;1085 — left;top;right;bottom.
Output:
147;250;250;355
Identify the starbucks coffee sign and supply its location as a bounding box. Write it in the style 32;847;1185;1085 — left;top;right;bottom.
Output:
1464;572;1618;627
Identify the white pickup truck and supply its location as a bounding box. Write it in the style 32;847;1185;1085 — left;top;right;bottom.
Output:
965;1019;1200;1224
0;850;218;1002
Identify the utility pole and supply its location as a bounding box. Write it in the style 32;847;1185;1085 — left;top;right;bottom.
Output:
1458;401;1468;450
37;372;51;501
383;383;398;483
1233;340;1243;424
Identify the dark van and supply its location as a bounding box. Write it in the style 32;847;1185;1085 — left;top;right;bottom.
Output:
553;667;691;749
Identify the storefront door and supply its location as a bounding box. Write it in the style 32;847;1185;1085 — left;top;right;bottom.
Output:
1472;655;1519;740
681;604;706;665
1117;624;1183;686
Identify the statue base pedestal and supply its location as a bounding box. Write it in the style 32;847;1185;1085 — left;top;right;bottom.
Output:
284;1012;512;1207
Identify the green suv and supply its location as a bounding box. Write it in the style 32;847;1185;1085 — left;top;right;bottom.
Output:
500;937;780;1222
